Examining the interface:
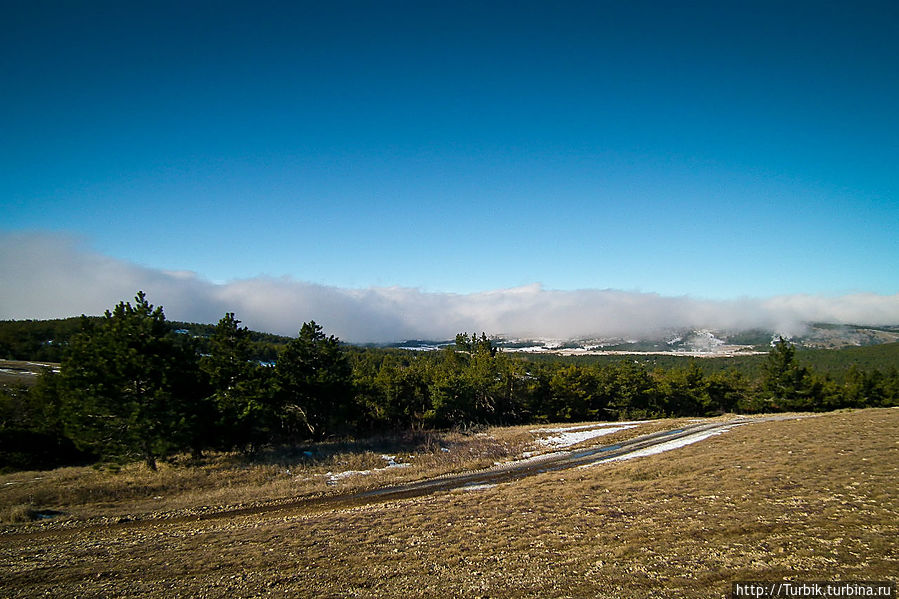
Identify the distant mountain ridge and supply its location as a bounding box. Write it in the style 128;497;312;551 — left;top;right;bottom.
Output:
3;318;898;362
392;323;899;356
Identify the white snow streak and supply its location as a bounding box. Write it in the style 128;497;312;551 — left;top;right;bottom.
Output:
537;425;639;448
326;454;411;484
459;483;497;492
581;425;742;467
532;421;648;433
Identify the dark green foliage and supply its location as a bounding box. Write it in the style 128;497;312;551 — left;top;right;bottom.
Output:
547;365;601;421
3;300;899;473
706;369;751;414
0;428;89;473
657;361;709;417
0;317;101;361
200;313;276;451
0;317;288;364
840;365;897;408
601;360;662;419
59;292;201;469
275;321;355;440
425;342;526;427
371;353;432;430
794;343;899;380
455;332;498;357
0;384;34;432
760;338;823;411
0;374;91;471
168;320;289;363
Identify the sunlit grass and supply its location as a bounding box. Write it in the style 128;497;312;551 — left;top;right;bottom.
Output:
1;408;895;598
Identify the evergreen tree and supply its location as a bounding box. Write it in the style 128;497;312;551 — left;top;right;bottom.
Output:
841;366;890;409
548;365;601;421
425;346;471;427
373;354;432;430
658;361;709;416
707;368;750;414
601;360;661;419
761;337;822;411
200;313;274;451
464;339;502;421
274;321;354;440
59;292;198;469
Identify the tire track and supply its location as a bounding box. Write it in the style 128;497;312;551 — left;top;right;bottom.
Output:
3;415;809;540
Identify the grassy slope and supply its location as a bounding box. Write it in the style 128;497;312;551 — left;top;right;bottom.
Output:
1;408;896;598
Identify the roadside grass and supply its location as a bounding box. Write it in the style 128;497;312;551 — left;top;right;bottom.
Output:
1;409;895;598
0;418;688;525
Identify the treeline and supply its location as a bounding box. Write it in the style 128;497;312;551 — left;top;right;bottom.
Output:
0;317;290;363
1;292;898;472
0;317;91;362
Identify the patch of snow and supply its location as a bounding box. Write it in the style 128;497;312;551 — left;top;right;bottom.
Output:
381;455;411;469
510;345;555;353
326;455;411;484
532;421;647;434
686;330;727;352
326;469;372;484
460;483;497;491
582;425;742;466
537;425;639;448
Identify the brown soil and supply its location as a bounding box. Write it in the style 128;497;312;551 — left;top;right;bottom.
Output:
1;409;896;598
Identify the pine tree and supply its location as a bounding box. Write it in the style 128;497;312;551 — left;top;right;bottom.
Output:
761;337;821;411
59;292;198;469
200;313;273;451
274;321;354;440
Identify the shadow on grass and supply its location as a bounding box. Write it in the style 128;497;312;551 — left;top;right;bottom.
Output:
214;430;456;469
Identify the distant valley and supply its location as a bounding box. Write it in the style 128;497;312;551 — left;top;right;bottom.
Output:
393;323;899;357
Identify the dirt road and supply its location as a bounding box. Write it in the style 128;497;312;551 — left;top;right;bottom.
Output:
3;410;891;599
4;416;783;539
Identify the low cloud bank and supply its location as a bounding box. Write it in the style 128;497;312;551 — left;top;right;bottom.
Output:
2;233;898;342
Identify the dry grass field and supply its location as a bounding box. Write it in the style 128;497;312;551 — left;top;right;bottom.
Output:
1;408;896;598
0;360;58;386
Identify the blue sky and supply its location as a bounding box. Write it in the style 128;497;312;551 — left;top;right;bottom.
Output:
3;1;898;309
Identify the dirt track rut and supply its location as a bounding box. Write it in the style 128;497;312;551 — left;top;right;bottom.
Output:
4;417;797;540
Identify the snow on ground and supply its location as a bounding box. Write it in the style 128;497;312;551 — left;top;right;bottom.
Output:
326;469;372;483
536;425;640;448
380;455;410;468
532;421;648;433
459;483;497;492
581;425;743;467
326;454;411;484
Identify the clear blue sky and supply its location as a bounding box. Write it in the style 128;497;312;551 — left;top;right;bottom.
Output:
3;0;897;299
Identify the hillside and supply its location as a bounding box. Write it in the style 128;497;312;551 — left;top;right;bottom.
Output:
487;323;899;355
6;317;899;365
1;408;895;598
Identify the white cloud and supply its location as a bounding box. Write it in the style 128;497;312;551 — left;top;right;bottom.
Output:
2;232;898;342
